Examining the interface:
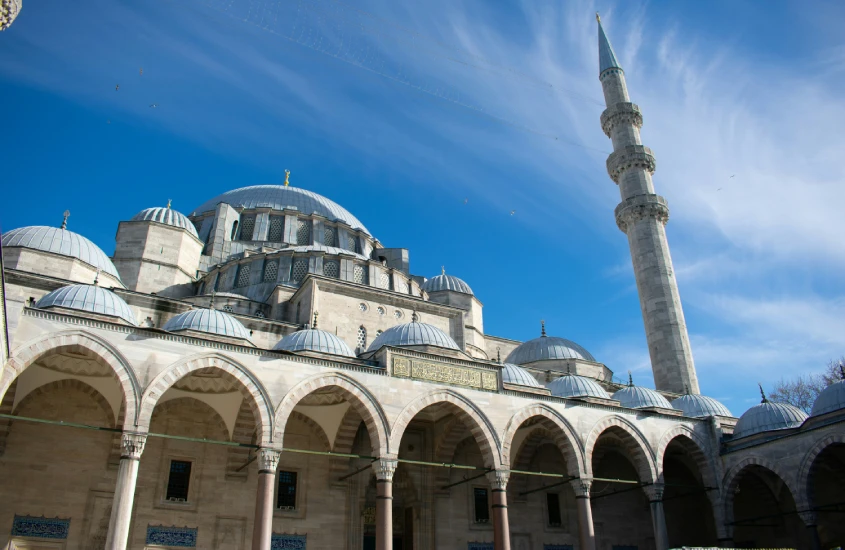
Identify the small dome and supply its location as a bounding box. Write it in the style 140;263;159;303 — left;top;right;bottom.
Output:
506;326;596;365
811;379;845;417
2;225;121;279
366;316;459;352
163;308;250;340
612;378;672;409
672;393;732;418
501;363;542;388
36;284;137;326
421;271;473;295
548;372;610;399
734;399;807;439
274;328;355;358
132;205;199;238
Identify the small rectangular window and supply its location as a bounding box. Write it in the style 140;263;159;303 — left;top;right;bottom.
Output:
166;460;192;501
473;487;489;523
277;471;298;509
240;215;256;240
547;492;562;527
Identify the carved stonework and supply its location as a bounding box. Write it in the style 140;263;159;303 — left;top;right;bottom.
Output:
121;433;147;460
257;448;281;472
600;102;643;137
486;470;510;490
373;458;398;482
615;194;670;233
643;483;665;502
392;356;498;391
798;511;818;526
606;144;656;183
569;478;592;498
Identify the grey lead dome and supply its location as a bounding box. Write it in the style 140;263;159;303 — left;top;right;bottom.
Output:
811;379;845;417
36;284;137;326
733;401;807;439
500;363;542;388
612;384;672;409
163;308;251;340
2;226;121;279
505;336;596;365
547;373;610;399
132;206;198;238
672;393;732;418
274;328;355;358
421;273;473;295
367;321;459;352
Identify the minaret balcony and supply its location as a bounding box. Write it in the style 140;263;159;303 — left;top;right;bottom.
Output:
614;194;670;233
600;102;643;137
606;145;656;184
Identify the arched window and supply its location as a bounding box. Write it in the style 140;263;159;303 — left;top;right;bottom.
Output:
230;220;239;240
357;326;367;350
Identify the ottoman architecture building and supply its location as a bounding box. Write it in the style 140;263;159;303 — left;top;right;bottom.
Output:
0;15;843;550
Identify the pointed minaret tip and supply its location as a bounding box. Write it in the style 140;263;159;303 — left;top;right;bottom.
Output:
597;13;622;75
596;12;601;23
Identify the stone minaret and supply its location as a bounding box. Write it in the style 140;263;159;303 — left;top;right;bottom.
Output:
597;15;700;394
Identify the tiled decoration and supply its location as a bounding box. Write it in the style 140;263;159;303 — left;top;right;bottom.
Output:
271;533;307;549
467;543;493;550
11;515;70;539
145;525;198;547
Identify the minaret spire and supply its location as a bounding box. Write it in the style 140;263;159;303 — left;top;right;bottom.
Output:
596;17;700;395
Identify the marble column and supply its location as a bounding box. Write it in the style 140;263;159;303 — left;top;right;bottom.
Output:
373;458;398;550
570;478;596;550
105;433;146;550
799;511;822;550
252;448;281;550
487;470;511;550
643;484;669;550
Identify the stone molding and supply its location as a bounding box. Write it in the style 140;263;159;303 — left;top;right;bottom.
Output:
257;448;282;472
600;102;643;137
642;482;665;502
606;145;656;184
614;194;670;234
569;478;592;498
583;415;658;484
373;458;398;481
798;511;817;526
486;469;510;490
500;403;585;477
121;433;147;460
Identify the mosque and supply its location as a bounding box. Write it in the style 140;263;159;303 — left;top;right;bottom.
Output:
0;15;843;550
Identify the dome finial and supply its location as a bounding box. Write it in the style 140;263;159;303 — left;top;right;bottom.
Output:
541;319;546;337
684;384;690;395
758;383;768;403
566;365;572;375
628;371;633;386
209;290;216;310
166;199;172;209
596;12;601;23
411;310;419;322
284;169;291;187
312;311;319;329
441;265;445;275
61;210;70;230
93;268;101;286
496;347;501;364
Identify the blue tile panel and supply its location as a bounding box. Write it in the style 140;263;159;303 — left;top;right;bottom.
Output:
468;543;494;550
145;525;198;547
544;545;574;550
11;516;70;539
271;533;307;549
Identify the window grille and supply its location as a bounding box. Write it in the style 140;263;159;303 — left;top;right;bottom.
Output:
396;280;409;294
296;219;311;245
323;226;336;247
268;216;284;241
473;488;490;523
222;305;234;313
198;282;206;295
394;310;402;319
357;326;367;349
379;273;390;289
235;264;251;288
292;259;309;282
239;216;256;240
255;310;266;318
166;460;192;501
359;303;368;312
276;471;298;510
263;260;278;283
377;307;385;316
347;235;357;251
353;265;368;285
547;493;562;527
324;261;340;278
192;219;203;234
376;330;383;337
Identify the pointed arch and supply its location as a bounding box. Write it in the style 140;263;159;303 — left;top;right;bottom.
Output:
584;414;657;483
389;389;501;468
137;352;274;444
275;371;388;457
2;330;140;425
287;411;331;452
722;455;801;528
501;404;586;477
795;433;845;511
655;425;717;488
13;379;115;428
151;397;230;441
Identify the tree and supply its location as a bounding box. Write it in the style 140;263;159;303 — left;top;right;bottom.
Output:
768;357;845;414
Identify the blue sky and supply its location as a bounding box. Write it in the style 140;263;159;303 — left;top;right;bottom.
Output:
1;0;843;415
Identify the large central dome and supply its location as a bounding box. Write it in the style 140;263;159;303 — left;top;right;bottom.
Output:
191;185;370;235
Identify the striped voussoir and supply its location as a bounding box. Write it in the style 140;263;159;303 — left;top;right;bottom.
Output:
583;415;657;484
500;404;585;477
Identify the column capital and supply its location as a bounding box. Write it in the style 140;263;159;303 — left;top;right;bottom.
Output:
798;511;818;526
569;478;593;498
486;469;510;491
121;432;147;460
257;448;281;472
642;482;665;502
373;458;398;482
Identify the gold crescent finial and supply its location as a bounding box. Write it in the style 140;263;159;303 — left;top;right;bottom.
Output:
441;265;445;275
61;210;70;229
596;12;601;23
284;169;291;187
166;198;172;209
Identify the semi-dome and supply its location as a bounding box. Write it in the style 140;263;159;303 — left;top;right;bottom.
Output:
501;363;542;388
421;270;473;295
2;225;121;279
274;315;355;357
505;324;596;365
366;314;459;352
132;204;199;238
672;393;732;418
612;376;672;409
811;378;845;417
163;308;251;340
36;284;137;326
192;185;370;235
547;372;610;399
734;391;807;439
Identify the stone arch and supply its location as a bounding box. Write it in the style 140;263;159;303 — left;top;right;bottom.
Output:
287;411;331;452
433;417;471;492
12;379;116;428
722;455;801;527
501;404;586;477
795;433;845;510
389;389;501;469
656;425;717;488
1;330;140;425
584;414;657;483
151;397;230;441
329;407;364;481
137;353;274;445
275;371;388;457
